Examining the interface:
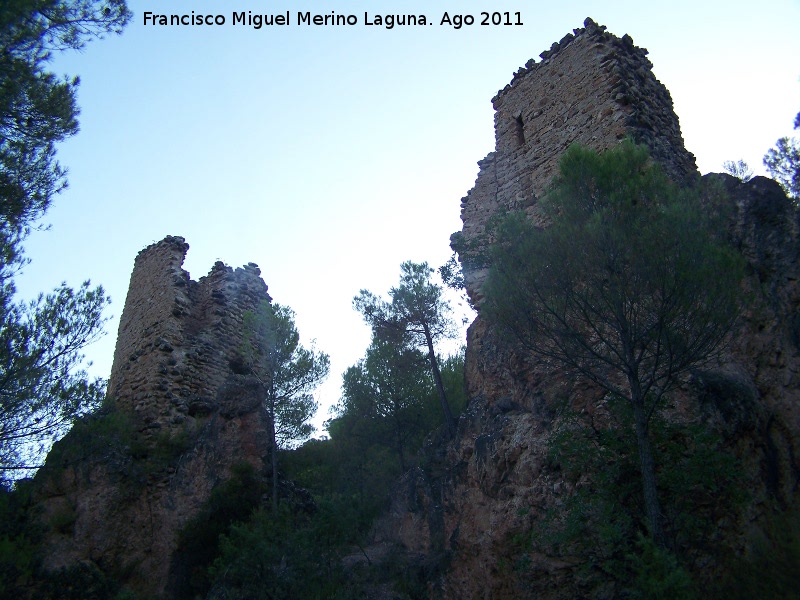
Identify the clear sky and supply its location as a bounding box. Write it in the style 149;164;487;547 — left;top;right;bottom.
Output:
14;0;800;433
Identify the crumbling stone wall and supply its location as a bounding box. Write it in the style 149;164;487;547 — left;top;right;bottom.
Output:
36;236;275;598
108;235;270;436
454;16;702;424
456;17;697;303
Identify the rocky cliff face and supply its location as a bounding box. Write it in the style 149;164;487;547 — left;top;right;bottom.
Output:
378;19;800;599
33;237;274;597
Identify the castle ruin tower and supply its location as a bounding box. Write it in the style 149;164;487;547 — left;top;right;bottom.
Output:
455;17;698;303
38;236;275;597
107;235;271;436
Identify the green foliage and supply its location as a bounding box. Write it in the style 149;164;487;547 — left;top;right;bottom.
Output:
39;406;193;506
280;438;343;497
242;301;330;449
324;344;467;512
0;0;131;268
0;0;130;484
287;428;398;526
484;142;743;405
38;562;120;600
271;346;468;598
763;111;800;199
0;475;137;600
147;427;190;466
437;351;467;417
0;0;131;297
354;261;456;349
32;401;133;476
713;506;800;599
626;533;694;600
527;404;744;597
208;500;359;600
338;338;431;471
484;140;745;544
170;463;267;600
438;253;465;292
47;502;76;534
0;480;42;596
354;261;458;434
537;414;639;570
721;159;753;182
0;280;110;483
242;301;329;510
438;252;474;312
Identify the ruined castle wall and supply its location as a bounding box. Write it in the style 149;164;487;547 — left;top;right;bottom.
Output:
188;260;272;400
415;19;800;600
107;236;191;422
457;18;697;302
107;236;271;435
35;237;277;597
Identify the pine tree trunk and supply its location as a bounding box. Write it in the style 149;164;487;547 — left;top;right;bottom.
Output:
271;436;278;512
268;398;279;512
397;429;406;472
631;390;665;547
392;400;407;471
423;322;455;435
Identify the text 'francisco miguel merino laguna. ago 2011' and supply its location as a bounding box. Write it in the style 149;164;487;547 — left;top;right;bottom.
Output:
142;11;524;30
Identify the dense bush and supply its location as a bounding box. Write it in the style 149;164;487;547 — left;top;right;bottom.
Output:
169;463;267;599
520;402;745;598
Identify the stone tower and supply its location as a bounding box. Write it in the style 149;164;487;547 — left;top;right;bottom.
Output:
456;17;698;302
36;236;275;597
108;235;271;434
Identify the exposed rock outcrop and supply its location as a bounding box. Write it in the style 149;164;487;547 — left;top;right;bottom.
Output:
26;18;800;600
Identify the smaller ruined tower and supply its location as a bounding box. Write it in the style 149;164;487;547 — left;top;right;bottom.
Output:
39;236;275;597
108;235;271;436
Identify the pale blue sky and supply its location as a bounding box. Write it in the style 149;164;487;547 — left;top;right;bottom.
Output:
15;0;800;431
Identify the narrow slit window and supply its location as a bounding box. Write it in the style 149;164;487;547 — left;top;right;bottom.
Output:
514;114;525;147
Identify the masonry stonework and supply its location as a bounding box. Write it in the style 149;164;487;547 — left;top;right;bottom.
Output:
30;18;800;600
456;18;697;302
108;235;271;435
